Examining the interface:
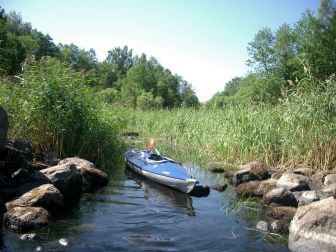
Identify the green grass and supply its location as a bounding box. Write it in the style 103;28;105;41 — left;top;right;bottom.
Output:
122;82;336;170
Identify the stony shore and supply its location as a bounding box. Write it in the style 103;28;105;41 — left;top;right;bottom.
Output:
210;161;336;251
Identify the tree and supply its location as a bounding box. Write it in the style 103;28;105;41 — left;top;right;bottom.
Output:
247;27;276;75
106;45;134;77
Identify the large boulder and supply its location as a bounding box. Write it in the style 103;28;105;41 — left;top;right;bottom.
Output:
237;179;277;197
58;157;95;169
289;197;336;252
0;107;8;150
58;157;108;193
6;184;64;216
263;187;298;207
276;173;310;192
229;161;269;186
3;206;50;231
40;163;82;201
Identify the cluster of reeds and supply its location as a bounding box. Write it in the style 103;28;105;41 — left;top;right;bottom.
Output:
124;78;336;171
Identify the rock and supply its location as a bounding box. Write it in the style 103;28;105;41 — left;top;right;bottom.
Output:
237;179;277;197
41;149;60;166
189;185;210;197
263;188;298;207
270;171;284;180
210;183;227;192
323;174;336;186
298;190;320;206
265;206;297;221
208;162;229;173
80;167;109;193
230;161;269;186
0;187;16;202
209;167;226;173
6;184;64;216
58;157;95;169
35;246;42;251
59;238;69;246
322;183;336;194
256;221;268;231
0;143;25;176
289;197;336;252
3;206;50;231
293;168;314;177
41;163;82;201
11;168;30;186
17;171;51;196
270;220;289;233
0;107;8;150
58;157;108;193
12;138;33;160
20;233;38;240
276;173;310;191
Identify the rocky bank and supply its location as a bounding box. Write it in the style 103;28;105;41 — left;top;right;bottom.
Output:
214;160;336;252
0;107;109;232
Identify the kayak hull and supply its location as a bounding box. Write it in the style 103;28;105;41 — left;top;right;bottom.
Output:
125;149;197;193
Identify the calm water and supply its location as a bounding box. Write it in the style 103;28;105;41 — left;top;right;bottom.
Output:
1;150;288;252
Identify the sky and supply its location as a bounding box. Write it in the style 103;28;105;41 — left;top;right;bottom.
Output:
2;0;320;102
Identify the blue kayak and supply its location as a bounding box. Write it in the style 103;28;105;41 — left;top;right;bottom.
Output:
124;148;198;193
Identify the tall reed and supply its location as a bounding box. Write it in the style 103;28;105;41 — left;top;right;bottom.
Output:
124;80;336;170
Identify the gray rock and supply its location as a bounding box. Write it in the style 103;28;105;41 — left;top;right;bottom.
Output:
289;197;336;252
41;163;82;201
256;221;268;231
58;157;108;193
210;183;227;192
263;188;298;207
277;173;310;191
20;233;38;240
11;168;30;186
59;238;69;246
0;107;8;150
17;171;51;196
298;190;320;206
58;157;95;169
293;168;314;176
237;179;277;197
230;161;269;186
270;220;289;233
6;184;64;216
324;174;336;186
3;206;50;231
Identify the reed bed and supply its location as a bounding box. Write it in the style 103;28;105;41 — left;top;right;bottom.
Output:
123;85;336;171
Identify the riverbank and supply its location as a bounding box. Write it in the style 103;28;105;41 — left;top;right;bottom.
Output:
211;160;336;251
0;138;109;233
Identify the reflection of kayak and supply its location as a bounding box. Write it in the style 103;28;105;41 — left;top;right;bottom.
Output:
124;148;197;194
125;168;195;216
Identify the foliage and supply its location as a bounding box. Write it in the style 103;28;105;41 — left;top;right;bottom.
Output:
0;57;121;167
125;76;336;169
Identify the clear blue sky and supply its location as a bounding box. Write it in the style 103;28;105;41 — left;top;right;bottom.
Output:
2;0;320;101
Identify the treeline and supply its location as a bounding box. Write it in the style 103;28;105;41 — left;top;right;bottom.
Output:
0;7;199;109
207;0;336;107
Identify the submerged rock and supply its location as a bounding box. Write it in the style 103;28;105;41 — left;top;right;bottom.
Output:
210;183;227;192
289;197;336;252
20;233;38;240
256;221;268;231
4;206;50;231
270;220;289;233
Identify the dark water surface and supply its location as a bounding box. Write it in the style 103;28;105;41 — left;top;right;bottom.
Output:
1;150;288;251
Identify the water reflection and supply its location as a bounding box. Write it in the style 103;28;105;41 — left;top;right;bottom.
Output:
125;167;195;217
